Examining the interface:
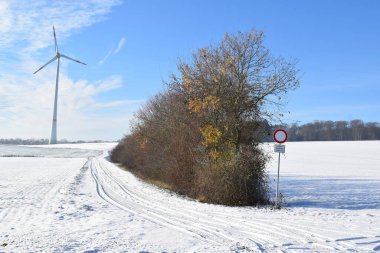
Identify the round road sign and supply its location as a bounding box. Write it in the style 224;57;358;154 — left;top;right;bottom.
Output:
273;129;288;144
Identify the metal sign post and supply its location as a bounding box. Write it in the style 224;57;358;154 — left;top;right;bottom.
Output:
273;129;288;208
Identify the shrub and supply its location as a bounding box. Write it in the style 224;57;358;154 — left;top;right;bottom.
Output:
111;29;298;206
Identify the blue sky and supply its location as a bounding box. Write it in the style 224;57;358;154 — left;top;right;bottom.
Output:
1;0;379;141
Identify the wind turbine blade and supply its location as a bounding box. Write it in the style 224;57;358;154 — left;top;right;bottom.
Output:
60;54;86;65
33;55;58;74
53;26;58;53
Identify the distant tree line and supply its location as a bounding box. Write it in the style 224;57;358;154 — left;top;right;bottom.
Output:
273;120;380;141
111;29;299;206
0;138;109;145
0;138;49;145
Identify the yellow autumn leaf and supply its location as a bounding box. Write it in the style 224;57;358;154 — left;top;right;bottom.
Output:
199;125;222;146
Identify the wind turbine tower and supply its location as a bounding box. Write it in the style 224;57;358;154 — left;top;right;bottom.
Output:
34;26;86;144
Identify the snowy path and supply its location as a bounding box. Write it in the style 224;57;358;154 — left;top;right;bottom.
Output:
0;143;379;252
90;154;379;252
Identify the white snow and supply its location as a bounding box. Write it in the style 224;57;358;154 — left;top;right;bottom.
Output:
0;142;379;252
266;141;380;210
266;141;380;178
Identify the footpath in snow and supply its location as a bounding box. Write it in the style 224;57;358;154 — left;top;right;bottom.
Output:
0;142;379;252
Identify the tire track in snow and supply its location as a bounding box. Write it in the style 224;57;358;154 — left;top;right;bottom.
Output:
207;211;355;251
133;186;351;252
92;158;282;251
100;158;336;252
90;156;363;252
90;159;230;248
106;165;362;251
95;159;282;250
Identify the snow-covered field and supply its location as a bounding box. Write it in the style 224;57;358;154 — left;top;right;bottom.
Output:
0;141;379;252
266;141;380;210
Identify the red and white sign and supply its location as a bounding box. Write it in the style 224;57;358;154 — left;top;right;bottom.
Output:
273;129;288;144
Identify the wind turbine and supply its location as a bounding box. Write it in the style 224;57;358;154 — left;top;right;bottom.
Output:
34;26;86;144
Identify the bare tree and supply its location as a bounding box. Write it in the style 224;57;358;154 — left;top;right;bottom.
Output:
170;29;299;154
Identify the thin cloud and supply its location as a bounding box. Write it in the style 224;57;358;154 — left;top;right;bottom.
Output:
98;37;126;65
99;49;114;65
114;37;126;54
